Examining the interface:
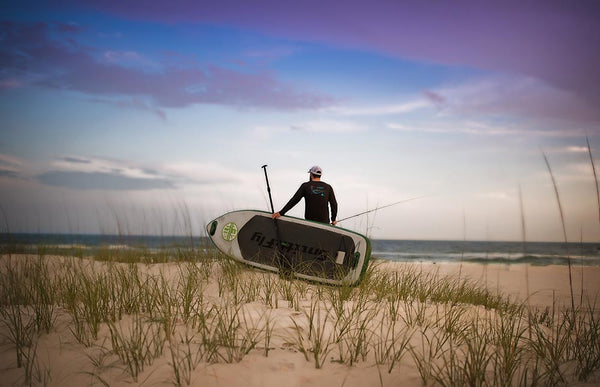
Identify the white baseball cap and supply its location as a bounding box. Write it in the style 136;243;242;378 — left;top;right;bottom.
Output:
308;166;322;176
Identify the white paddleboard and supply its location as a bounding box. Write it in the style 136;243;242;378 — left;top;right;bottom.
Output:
206;210;371;286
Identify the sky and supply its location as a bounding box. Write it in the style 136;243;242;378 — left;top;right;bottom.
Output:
1;0;600;242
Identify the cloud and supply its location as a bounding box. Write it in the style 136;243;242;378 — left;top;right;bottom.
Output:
250;125;288;140
89;97;167;120
423;76;599;123
0;154;25;179
383;75;600;136
475;191;514;201
0;169;20;179
101;50;161;71
55;21;86;34
0;153;22;168
52;155;174;179
0;78;21;90
242;46;298;65
423;90;445;106
36;155;242;190
387;121;510;136
37;171;174;190
0;21;336;112
36;155;175;190
250;119;365;140
545;161;598;183
567;146;594;154
330;99;429;116
386;120;583;137
52;0;600;122
59;156;92;164
540;144;597;155
160;162;243;185
289;120;364;133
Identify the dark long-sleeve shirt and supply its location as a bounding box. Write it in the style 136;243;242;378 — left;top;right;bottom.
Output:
279;180;337;224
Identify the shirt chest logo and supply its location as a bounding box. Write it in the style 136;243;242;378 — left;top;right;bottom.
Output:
310;185;325;197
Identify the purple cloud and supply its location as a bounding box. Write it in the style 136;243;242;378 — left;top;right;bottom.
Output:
429;76;600;123
55;22;87;34
0;78;21;90
0;21;336;112
60;0;600;120
424;90;445;106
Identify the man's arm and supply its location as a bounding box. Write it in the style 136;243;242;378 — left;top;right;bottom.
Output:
272;184;304;219
329;186;338;225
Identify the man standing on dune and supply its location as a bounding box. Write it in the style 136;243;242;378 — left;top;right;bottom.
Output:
272;166;338;226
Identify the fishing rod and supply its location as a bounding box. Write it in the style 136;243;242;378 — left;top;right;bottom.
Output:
337;195;431;223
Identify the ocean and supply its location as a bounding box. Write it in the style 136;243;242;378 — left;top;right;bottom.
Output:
372;239;600;266
2;233;599;266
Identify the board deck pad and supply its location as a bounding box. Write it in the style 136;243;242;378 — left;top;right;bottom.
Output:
206;210;371;285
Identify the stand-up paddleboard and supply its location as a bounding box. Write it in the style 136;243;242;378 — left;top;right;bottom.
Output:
206;210;371;286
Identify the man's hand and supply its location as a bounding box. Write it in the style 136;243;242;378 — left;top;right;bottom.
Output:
272;212;281;220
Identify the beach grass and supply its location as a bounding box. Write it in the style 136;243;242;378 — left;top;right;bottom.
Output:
1;245;599;386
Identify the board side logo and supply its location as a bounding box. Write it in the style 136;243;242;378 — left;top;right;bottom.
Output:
222;222;238;241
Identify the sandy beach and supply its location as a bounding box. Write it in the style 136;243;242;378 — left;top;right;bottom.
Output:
1;254;599;386
379;261;600;310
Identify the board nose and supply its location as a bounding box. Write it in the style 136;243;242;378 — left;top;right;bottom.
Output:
207;220;218;237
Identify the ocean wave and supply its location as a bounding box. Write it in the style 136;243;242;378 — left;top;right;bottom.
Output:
373;252;600;266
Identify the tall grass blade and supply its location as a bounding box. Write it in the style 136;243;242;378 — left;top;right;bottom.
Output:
541;149;575;312
587;136;600;227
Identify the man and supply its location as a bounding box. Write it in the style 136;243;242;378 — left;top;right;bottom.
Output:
272;166;338;225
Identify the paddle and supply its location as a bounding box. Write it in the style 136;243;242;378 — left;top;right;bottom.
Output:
261;165;292;277
261;165;275;214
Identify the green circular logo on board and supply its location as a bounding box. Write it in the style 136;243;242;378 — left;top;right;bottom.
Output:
222;222;238;241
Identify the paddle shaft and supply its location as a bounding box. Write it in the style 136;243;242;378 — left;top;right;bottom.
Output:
261;165;292;276
261;165;275;214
